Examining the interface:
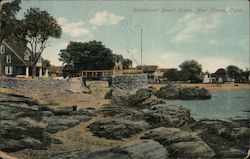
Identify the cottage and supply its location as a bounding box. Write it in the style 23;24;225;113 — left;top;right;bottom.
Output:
203;69;234;83
0;40;48;77
137;65;159;82
214;68;234;83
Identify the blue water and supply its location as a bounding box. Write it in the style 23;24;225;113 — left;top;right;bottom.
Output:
166;90;250;121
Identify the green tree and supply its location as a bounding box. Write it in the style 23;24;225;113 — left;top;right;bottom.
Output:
179;60;203;83
226;65;244;82
16;8;62;78
122;58;132;69
163;69;179;81
42;59;51;68
59;41;116;71
0;0;21;42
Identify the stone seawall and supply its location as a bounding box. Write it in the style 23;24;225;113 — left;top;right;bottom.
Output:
0;78;77;94
108;74;148;103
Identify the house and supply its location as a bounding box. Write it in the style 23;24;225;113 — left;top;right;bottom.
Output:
203;69;234;83
137;65;159;82
214;68;234;83
203;72;216;83
0;40;48;77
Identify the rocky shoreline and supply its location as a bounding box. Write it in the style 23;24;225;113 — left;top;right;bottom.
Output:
0;75;249;158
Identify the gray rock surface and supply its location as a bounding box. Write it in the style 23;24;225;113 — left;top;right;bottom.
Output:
126;88;165;107
143;104;194;128
142;127;215;158
0;93;95;152
191;119;249;158
156;84;211;100
107;74;148;103
88;117;149;140
51;140;168;159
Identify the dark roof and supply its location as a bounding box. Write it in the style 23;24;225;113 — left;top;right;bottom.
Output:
157;68;177;72
137;65;159;72
3;38;29;65
214;68;228;74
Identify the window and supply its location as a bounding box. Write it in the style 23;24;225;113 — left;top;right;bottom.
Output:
6;55;11;63
5;66;13;75
24;51;30;61
0;45;5;53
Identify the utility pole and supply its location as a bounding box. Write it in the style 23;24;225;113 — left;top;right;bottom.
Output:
141;28;143;66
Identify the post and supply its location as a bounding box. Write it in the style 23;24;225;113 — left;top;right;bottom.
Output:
141;28;143;66
44;69;49;77
26;67;29;77
39;67;42;77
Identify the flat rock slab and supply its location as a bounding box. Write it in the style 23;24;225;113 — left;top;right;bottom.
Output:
51;140;168;159
88;118;149;140
0;93;95;152
142;127;215;158
143;104;194;128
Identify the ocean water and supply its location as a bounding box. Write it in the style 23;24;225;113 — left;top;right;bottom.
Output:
166;90;250;121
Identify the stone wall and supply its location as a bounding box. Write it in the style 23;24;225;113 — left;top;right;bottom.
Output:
109;74;148;103
0;78;70;94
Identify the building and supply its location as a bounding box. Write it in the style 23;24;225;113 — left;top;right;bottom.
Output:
137;65;159;82
203;69;234;83
136;65;177;82
0;40;48;77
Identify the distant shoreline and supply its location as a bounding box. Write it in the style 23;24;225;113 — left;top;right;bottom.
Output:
149;83;250;91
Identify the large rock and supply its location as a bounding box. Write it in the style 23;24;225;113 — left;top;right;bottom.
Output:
126;88;165;107
0;94;50;152
143;104;194;128
156;85;180;99
191;119;249;158
142;127;215;158
107;74;148;103
0;93;95;152
51;140;168;159
156;84;211;100
88;118;149;140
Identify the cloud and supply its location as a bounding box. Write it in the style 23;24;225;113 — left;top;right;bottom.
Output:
171;14;222;43
57;17;90;38
89;11;125;26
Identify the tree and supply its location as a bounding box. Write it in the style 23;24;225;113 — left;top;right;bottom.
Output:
16;8;62;78
163;69;179;81
0;0;21;42
42;59;51;68
122;58;132;69
59;41;116;71
113;54;132;69
179;60;203;83
226;65;244;82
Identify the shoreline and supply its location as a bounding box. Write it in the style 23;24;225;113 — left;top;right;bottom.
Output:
149;83;250;91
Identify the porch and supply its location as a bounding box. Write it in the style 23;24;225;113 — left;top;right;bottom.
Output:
16;66;48;77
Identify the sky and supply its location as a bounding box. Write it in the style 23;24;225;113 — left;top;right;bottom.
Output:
15;0;249;72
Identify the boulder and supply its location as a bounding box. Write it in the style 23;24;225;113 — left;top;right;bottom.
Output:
107;74;148;103
51;140;168;159
142;127;215;158
156;85;179;99
155;84;211;100
0;93;95;152
88;118;149;140
126;88;165;107
143;104;194;128
191;119;249;158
